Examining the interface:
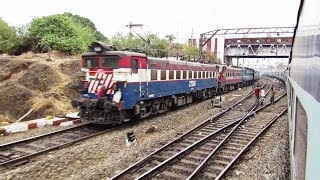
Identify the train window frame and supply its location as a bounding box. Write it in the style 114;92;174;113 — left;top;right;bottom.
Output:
169;70;174;80
131;59;139;74
198;71;200;79
176;71;181;79
160;70;166;80
151;70;157;81
83;57;99;68
183;71;187;79
101;56;119;68
194;71;197;79
293;97;308;179
189;71;192;79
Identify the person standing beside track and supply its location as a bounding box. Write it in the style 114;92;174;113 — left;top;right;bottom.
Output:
260;88;266;105
270;87;275;104
254;86;260;102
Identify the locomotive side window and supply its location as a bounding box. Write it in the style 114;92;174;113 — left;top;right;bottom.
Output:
101;56;119;68
189;71;192;79
151;70;157;81
132;59;139;73
197;71;200;79
83;57;99;68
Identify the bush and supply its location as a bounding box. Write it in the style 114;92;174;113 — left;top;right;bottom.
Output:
0;19;15;53
28;14;95;53
64;13;110;43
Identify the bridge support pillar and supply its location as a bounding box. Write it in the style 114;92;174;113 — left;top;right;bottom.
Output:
224;56;232;66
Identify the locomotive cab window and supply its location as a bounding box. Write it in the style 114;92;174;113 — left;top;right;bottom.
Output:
132;59;138;73
83;57;99;68
101;56;119;68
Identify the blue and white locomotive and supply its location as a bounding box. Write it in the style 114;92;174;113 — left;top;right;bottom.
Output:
72;41;259;125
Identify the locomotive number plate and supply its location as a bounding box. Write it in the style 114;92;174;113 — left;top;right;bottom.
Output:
189;81;196;87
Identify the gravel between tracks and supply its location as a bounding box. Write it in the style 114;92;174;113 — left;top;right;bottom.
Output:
0;125;73;145
224;98;290;180
1;77;289;180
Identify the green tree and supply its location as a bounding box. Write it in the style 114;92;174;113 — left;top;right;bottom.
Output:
10;25;32;55
165;34;176;43
184;45;199;60
204;51;220;64
0;19;15;53
28;14;95;53
147;34;169;57
64;12;109;43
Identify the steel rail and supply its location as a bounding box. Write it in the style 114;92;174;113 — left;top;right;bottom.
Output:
110;87;257;179
135;85;275;179
187;93;287;179
0;122;92;148
0;123;113;167
111;83;270;179
215;108;288;179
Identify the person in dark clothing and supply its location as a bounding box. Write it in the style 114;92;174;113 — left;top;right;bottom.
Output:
97;86;107;98
254;87;260;100
270;87;275;104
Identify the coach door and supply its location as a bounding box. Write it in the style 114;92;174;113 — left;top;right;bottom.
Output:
131;56;148;99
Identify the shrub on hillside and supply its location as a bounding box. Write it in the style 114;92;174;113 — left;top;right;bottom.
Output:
64;12;110;43
0;19;15;53
28;14;95;53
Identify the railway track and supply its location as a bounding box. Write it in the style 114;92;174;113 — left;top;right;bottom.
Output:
111;80;283;179
0;123;111;167
0;81;266;168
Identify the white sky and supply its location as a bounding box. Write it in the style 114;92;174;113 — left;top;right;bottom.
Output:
0;0;300;43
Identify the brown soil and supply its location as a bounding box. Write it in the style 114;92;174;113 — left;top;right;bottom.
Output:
0;53;81;123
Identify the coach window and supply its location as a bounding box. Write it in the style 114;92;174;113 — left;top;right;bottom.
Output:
294;98;307;180
169;71;174;80
132;59;138;73
176;71;181;79
151;70;157;81
197;71;200;79
183;71;187;79
189;71;192;79
161;70;166;80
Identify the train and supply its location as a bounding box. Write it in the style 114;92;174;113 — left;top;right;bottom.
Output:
71;41;259;125
264;0;320;179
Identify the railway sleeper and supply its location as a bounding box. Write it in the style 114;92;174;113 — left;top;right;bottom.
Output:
171;164;194;173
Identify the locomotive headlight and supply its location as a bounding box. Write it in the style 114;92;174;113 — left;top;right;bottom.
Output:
94;46;102;52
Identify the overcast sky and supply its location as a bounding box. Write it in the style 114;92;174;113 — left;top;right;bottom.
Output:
1;0;300;43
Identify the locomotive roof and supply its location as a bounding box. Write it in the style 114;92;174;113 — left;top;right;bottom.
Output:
82;51;147;57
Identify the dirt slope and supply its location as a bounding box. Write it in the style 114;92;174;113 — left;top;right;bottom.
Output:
0;52;82;124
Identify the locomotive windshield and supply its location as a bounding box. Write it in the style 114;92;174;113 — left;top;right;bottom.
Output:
82;56;119;68
101;56;119;68
83;57;99;68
